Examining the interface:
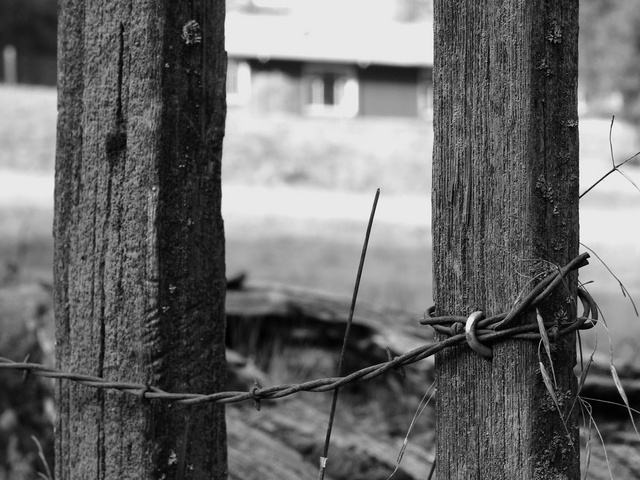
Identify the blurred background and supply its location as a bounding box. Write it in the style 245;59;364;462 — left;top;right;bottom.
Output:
1;0;638;349
1;0;640;479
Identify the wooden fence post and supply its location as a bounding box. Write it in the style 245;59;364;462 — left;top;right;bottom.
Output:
432;2;580;479
54;2;227;478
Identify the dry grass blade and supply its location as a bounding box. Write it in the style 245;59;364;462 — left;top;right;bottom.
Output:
540;362;561;414
511;266;551;306
579;398;614;480
595;304;640;441
581;403;594;480
580;243;638;316
584;309;640;440
538;323;574;440
609;364;640;439
539;360;573;445
536;308;557;385
617;168;640;194
579;115;640;198
569;350;594;419
616;149;640;168
31;436;53;480
580;396;640;417
387;385;436;480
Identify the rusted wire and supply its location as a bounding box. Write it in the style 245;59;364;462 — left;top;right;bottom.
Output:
0;253;594;407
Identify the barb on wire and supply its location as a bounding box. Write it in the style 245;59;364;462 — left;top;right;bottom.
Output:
0;254;594;407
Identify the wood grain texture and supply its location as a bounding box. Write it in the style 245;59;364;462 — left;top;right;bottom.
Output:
432;1;580;479
54;2;227;478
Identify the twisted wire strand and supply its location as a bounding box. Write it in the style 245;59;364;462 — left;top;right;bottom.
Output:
0;253;593;407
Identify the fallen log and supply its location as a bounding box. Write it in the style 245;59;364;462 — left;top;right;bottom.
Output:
225;280;433;372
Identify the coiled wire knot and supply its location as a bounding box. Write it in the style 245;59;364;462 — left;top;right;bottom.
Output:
421;253;597;359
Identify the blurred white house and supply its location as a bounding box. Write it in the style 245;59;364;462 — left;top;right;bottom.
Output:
225;0;434;118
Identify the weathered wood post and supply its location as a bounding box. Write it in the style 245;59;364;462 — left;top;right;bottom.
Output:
432;2;580;479
54;2;227;478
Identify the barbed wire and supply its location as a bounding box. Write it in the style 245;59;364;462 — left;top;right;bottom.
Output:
0;253;594;407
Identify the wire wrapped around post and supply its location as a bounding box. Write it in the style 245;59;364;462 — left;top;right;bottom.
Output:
421;252;597;357
0;254;596;405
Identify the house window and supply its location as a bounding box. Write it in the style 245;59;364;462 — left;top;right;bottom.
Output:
302;64;359;117
227;59;251;106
